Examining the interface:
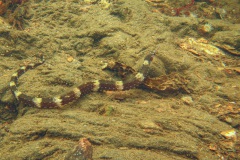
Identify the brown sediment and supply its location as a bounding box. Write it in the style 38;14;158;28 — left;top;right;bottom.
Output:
65;138;93;160
0;0;29;29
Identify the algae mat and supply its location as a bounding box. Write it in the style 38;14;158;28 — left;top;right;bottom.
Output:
0;0;239;159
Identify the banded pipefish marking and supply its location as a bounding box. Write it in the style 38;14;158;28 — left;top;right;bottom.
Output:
9;53;155;108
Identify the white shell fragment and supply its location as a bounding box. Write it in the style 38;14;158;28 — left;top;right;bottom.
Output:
179;38;225;56
220;129;237;141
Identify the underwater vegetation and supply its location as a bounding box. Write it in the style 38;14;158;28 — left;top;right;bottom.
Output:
173;0;195;16
146;0;238;23
0;0;29;30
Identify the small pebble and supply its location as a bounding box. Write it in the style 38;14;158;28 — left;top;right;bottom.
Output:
181;96;193;105
224;117;233;123
220;129;237;141
67;56;74;62
139;120;160;129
